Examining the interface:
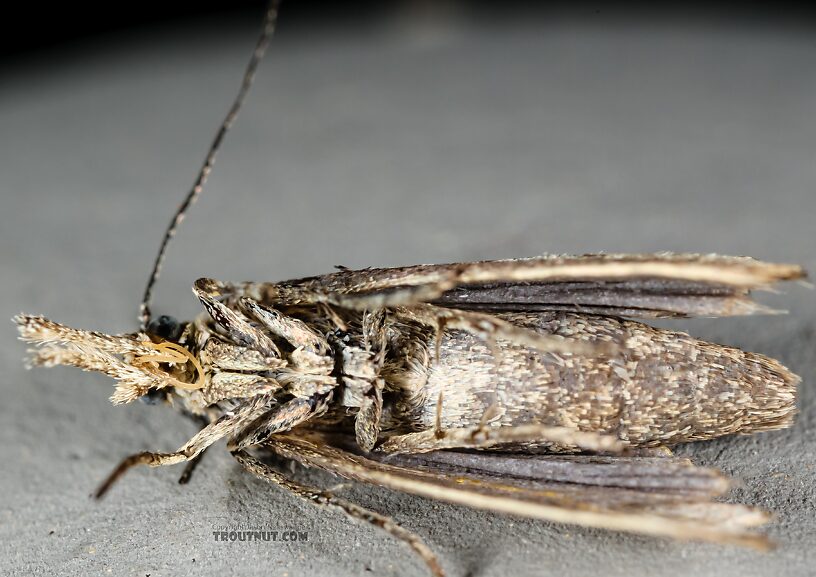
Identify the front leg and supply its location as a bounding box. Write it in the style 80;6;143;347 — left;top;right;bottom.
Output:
177;413;210;485
94;393;275;498
193;278;280;358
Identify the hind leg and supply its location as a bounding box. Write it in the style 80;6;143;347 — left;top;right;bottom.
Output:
232;449;444;577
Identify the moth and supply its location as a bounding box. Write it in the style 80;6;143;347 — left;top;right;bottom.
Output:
13;4;807;576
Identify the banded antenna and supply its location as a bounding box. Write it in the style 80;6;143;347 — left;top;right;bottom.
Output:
140;0;281;331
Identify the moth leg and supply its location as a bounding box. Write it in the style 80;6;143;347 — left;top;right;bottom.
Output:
177;414;211;485
177;448;207;485
202;274;458;316
211;273;456;310
238;297;330;355
630;445;675;458
377;422;624;455
396;303;605;356
335;338;385;452
203;372;282;406
235;277;459;310
227;394;331;452
95;393;274;498
326;283;455;310
232;449;445;577
193;278;280;358
354;379;384;452
380;380;625;456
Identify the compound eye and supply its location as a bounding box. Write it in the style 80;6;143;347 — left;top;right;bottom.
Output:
147;315;182;341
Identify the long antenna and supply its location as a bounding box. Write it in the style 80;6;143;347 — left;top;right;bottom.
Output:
140;0;281;331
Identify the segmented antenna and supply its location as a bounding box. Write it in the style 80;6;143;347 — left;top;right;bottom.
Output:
140;1;281;331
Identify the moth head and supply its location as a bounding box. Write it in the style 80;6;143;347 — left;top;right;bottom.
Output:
13;314;205;405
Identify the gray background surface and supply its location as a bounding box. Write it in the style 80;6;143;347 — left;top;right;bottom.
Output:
1;9;815;577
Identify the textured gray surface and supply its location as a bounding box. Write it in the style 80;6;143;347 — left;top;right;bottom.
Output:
2;12;815;577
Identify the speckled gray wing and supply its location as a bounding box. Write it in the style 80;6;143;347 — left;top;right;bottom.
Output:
264;432;772;549
239;253;805;318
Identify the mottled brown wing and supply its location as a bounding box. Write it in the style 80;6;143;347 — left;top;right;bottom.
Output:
433;278;783;318
265;432;771;549
273;253;805;318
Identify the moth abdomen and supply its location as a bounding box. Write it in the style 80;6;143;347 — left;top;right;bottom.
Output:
383;311;798;448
